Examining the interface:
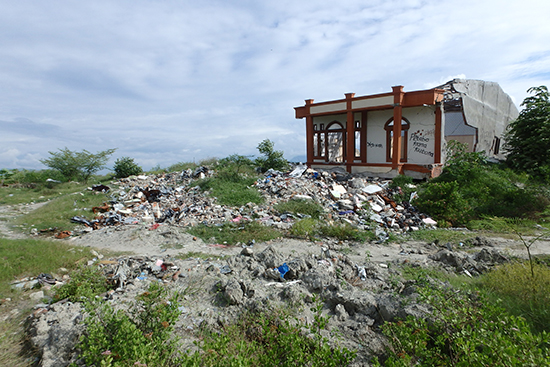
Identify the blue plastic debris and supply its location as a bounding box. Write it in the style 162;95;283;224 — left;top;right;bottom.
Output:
277;263;289;279
338;210;354;215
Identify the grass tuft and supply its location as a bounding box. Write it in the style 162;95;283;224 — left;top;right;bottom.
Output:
187;220;280;246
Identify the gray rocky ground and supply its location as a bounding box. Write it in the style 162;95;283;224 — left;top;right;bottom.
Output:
2;171;550;366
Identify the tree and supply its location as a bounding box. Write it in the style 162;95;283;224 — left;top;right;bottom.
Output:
255;139;289;173
504;86;550;180
113;156;142;178
40;147;116;182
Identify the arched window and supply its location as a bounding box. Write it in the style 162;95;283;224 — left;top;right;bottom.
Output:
384;117;409;162
312;121;346;162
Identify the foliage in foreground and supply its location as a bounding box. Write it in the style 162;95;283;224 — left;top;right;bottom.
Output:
196;306;356;366
53;264;112;302
378;278;550;366
76;282;184;367
40;147;116;182
476;261;550;334
75;283;355;367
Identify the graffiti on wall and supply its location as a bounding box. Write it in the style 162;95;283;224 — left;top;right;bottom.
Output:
367;142;383;148
410;129;434;157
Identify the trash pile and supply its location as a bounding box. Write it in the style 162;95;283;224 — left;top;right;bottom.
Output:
70;165;436;237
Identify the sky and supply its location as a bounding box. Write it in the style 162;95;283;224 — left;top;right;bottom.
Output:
1;0;550;171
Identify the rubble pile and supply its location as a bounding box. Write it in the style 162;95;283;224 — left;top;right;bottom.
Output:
23;237;511;366
75;165;436;236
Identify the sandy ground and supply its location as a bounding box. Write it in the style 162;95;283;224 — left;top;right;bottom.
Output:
2;202;550;266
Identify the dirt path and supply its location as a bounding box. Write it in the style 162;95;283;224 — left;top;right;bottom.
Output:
2;202;550;266
0;202;48;240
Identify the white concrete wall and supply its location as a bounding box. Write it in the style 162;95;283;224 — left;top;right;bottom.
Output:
312;114;346;128
404;106;437;164
366;110;392;163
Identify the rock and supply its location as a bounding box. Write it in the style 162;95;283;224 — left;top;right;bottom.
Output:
223;278;244;305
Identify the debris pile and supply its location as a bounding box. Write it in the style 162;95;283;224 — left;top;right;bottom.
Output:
71;166;435;236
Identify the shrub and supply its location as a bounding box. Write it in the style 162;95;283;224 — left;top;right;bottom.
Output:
318;222;372;242
378;279;550;366
255;139;289;173
113;156;142;178
196;305;356;366
414;181;473;226
415;141;550;225
187;220;280;246
389;175;416;204
218;154;256;175
77;282;184;367
40;147;116;182
53;265;112;302
290;218;320;239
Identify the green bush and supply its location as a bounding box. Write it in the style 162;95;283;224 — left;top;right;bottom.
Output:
290;218;320;239
414;181;473;226
2;169;66;186
40;147;116;182
255;139;289;173
378;280;550;366
415;141;550;226
389;175;416;204
113;157;142;178
54;265;112;302
77;282;184;367
196;305;356;366
218;154;256;176
318;222;372;242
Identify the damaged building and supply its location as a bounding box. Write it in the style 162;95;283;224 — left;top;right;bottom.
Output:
294;78;519;178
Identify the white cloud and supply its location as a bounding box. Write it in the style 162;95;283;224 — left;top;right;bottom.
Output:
1;0;549;169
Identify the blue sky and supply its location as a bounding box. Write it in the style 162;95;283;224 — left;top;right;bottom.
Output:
2;0;550;170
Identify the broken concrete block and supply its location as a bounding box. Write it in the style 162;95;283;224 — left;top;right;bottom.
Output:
362;184;383;195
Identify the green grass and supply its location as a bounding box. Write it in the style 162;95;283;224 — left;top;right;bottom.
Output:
192;172;263;206
474;261;550;334
187;220;280;246
318;222;373;242
0;237;95;300
289;218;374;242
398;261;550;335
0;181;91;206
274;199;324;219
13;189;109;232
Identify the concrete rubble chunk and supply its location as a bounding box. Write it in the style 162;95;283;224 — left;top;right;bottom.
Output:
362;184;383;195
